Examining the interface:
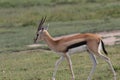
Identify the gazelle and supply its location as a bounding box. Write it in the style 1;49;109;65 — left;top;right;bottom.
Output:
34;17;116;80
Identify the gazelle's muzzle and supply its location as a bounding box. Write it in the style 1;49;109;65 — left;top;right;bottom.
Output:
34;35;39;43
34;38;37;43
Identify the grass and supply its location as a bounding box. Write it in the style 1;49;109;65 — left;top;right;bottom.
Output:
0;0;120;80
0;45;120;80
0;0;120;8
0;19;120;53
0;20;119;80
0;1;120;27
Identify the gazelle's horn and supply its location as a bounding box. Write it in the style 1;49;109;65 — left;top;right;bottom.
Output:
37;16;46;31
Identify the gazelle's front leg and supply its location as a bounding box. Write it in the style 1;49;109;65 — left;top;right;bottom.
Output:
52;56;64;80
64;53;75;80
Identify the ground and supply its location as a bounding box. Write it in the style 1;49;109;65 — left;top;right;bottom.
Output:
99;30;120;45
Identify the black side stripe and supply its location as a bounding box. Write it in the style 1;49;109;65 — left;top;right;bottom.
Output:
65;41;87;52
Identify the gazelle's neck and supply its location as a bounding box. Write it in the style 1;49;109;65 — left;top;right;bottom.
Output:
43;30;57;50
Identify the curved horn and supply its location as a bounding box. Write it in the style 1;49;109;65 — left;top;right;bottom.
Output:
37;16;47;31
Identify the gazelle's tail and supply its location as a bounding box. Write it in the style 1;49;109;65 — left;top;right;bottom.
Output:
101;40;108;55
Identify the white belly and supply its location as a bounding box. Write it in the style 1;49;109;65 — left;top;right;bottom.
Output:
68;45;87;55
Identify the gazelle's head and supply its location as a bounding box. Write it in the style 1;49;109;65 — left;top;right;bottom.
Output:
34;16;48;43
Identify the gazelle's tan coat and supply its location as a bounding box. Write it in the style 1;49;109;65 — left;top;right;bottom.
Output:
34;17;116;80
42;30;101;54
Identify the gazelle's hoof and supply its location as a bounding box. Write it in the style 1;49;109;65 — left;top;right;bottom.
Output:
114;76;116;80
52;77;55;80
113;73;117;80
87;77;91;80
72;77;75;80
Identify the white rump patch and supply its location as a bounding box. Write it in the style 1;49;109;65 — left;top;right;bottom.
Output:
98;41;102;53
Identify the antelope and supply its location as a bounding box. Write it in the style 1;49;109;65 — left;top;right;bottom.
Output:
34;17;116;80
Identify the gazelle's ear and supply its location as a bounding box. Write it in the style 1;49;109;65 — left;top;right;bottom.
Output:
45;26;49;30
45;24;49;30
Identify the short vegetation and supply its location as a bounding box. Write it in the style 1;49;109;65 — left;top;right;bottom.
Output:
0;0;120;80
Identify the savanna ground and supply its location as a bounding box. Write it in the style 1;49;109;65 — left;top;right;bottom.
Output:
0;0;120;80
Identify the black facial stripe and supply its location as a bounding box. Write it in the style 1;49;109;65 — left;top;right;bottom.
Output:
65;41;87;52
34;34;39;42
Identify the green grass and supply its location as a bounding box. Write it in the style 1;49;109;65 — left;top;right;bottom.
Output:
0;18;120;53
0;0;120;27
0;0;120;80
0;19;120;80
0;0;120;8
0;45;120;80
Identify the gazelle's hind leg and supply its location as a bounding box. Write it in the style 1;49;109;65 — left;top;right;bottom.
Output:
98;41;116;80
97;52;116;80
87;52;98;80
87;40;116;80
